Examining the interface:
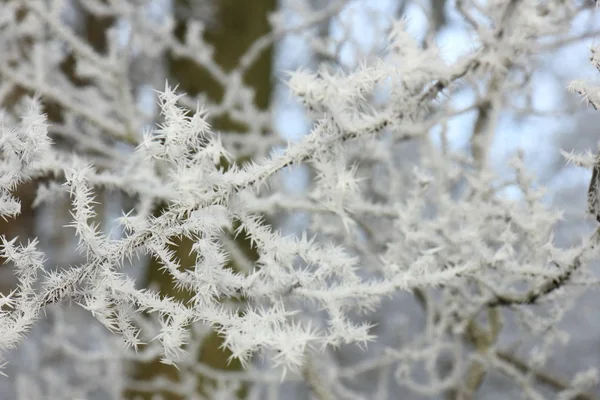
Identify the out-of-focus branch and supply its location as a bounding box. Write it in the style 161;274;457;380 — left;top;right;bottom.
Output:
496;350;596;400
304;356;334;400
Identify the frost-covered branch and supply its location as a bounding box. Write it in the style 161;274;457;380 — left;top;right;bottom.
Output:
1;0;600;399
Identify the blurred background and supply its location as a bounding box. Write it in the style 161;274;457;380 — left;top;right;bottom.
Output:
1;0;600;398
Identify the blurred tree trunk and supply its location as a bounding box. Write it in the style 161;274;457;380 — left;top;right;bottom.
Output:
129;1;276;399
430;0;447;33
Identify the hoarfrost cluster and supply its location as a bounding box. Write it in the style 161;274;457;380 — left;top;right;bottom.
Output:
1;0;600;398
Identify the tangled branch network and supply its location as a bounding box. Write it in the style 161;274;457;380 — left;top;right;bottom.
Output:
2;0;600;398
